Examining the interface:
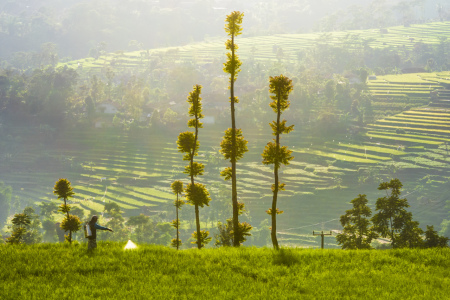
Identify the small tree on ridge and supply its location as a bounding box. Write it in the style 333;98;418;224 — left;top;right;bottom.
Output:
53;178;81;244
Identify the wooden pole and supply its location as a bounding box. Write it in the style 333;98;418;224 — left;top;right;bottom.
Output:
313;231;332;249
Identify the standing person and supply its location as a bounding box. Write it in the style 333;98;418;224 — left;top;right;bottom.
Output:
86;215;113;250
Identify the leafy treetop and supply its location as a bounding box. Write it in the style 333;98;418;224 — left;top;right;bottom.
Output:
53;178;74;200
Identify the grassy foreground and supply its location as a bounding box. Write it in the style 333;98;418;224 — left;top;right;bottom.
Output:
1;243;449;299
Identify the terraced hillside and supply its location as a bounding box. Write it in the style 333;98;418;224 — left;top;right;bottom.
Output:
367;72;450;117
3;101;449;248
60;21;450;72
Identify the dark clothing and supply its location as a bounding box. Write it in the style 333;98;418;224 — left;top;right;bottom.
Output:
87;221;110;240
88;239;97;250
88;220;97;240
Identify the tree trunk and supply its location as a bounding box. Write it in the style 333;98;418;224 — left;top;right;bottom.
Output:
195;203;201;249
176;193;179;250
64;197;72;244
230;34;240;248
192;102;201;249
271;175;279;250
271;89;282;250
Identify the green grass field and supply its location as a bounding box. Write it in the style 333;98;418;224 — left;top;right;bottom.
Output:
1;243;449;299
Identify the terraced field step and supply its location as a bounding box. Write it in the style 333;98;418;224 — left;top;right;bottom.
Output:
292;148;381;164
403;109;450;117
372;102;425;110
372;108;450;136
430;101;450;108
369;124;450;135
383;116;450;126
372;95;429;102
366;131;449;145
369;83;438;89
434;89;450;98
374;120;450;131
330;142;407;157
398;113;450;120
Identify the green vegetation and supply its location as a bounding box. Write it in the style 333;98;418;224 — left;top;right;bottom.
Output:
220;11;250;247
336;194;377;249
263;75;294;249
170;180;184;250
5;213;31;244
53;178;81;244
2;7;450;248
177;84;211;249
1;244;449;299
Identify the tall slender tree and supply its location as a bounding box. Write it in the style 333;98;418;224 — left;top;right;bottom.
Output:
220;11;250;247
53;178;81;244
262;75;294;250
177;85;211;249
170;180;184;250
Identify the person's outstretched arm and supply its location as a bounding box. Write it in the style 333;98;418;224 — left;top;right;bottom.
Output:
94;223;113;232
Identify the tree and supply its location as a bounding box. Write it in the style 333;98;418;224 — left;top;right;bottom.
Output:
177;85;211;249
39;201;59;242
214;202;252;247
395;212;423;249
371;178;416;248
359;68;368;84
102;202;128;242
22;207;42;244
163;108;178;127
149;109;161;128
324;79;336;104
6;213;31;244
424;225;449;248
220;11;250;247
123;78;144;121
262;75;294;250
126;214;154;244
53;178;81;244
170;180;185;250
215;219;234;247
336;194;378;249
39;201;58;219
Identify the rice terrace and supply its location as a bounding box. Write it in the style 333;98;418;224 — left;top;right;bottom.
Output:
1;0;450;299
